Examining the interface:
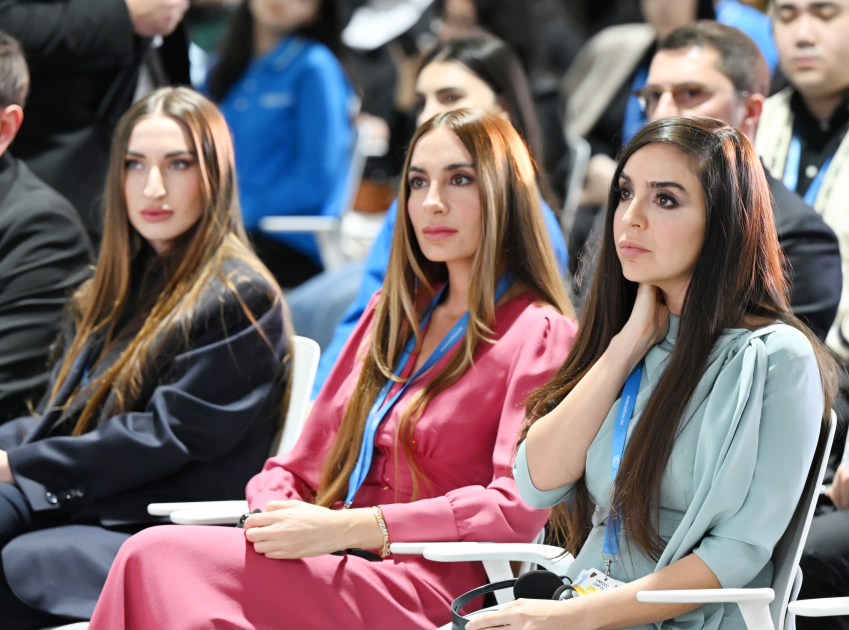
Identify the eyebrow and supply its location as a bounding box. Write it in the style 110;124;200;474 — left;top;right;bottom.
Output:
408;162;475;174
126;150;196;158
618;172;687;191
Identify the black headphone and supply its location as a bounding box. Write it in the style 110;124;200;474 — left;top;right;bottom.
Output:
450;570;578;629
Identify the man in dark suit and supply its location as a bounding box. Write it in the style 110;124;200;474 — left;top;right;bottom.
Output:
0;0;190;243
571;21;842;341
0;32;94;425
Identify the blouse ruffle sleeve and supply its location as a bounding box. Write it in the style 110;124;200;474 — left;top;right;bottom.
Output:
377;313;577;544
512;440;576;510
659;325;823;588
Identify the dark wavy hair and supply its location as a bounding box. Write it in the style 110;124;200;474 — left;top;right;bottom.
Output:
519;116;838;560
208;0;346;103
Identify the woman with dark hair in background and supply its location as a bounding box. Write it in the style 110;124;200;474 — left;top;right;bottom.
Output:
89;108;577;630
208;0;356;287
296;35;571;397
468;116;838;630
0;87;291;629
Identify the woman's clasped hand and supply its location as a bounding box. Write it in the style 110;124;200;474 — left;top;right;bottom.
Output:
243;501;383;559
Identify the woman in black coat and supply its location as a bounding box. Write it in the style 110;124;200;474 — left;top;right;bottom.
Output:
0;86;292;629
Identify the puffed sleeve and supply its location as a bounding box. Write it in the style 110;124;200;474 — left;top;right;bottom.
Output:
690;327;823;587
376;312;578;544
512;440;576;509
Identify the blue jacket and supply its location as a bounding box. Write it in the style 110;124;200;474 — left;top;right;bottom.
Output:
312;198;569;396
217;36;355;264
715;0;779;74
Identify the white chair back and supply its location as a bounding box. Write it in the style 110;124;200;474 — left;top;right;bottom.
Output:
275;335;320;456
771;409;835;629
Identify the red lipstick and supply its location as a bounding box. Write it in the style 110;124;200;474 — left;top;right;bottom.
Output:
422;225;458;240
140;206;174;222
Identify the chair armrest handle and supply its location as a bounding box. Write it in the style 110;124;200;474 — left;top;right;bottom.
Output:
165;501;250;525
148;500;250;517
789;597;849;617
637;589;775;630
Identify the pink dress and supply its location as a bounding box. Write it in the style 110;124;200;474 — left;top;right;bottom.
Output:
88;291;578;630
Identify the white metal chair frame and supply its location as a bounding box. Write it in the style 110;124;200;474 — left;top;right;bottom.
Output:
413;410;834;630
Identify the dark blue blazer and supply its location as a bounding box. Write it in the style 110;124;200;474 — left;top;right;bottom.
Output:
1;256;289;619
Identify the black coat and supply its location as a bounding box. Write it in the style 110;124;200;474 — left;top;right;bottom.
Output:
0;152;93;424
0;0;190;241
1;257;289;618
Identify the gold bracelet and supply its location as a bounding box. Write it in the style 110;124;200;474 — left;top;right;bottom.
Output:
372;505;391;558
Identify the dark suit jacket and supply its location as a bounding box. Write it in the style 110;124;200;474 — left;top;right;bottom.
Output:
1;258;289;618
0;0;190;240
570;169;842;339
0;152;93;424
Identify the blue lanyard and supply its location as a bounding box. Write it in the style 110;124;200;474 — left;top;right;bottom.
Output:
783;128;835;205
602;361;644;568
621;64;649;146
343;274;513;507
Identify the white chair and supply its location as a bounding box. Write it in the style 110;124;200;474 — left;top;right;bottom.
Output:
259;119;387;272
637;410;836;630
413;410;834;629
146;335;320;525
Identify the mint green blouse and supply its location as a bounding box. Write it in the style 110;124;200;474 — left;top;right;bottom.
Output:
514;315;824;630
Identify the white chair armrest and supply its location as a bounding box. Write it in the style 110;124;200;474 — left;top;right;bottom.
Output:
167;501;250;525
637;588;775;630
259;216;338;233
389;541;572;577
148;500;249;517
789;597;849;617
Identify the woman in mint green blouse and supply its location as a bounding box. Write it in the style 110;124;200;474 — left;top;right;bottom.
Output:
468;117;839;630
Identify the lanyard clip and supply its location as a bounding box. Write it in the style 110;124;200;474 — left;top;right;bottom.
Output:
600;551;618;577
343;502;352;510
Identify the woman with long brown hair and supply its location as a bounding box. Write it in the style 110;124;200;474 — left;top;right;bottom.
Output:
0;86;291;629
87;108;578;629
468;116;840;630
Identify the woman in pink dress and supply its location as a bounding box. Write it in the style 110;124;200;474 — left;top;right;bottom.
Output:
88;108;578;630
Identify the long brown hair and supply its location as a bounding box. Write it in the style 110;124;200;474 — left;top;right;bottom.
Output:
520;116;839;559
316;108;573;506
51;87;290;435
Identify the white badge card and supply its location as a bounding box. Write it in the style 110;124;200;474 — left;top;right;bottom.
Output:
572;568;625;596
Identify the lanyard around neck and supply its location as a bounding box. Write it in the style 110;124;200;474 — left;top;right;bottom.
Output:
601;361;644;570
783;127;835;205
343;274;513;508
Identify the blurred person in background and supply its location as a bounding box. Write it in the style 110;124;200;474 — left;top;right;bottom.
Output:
0;0;191;244
755;3;849;626
0;32;94;426
207;0;356;288
299;35;570;397
0;87;291;629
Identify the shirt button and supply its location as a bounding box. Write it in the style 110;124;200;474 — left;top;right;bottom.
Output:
45;492;58;505
76;487;85;498
806;164;819;179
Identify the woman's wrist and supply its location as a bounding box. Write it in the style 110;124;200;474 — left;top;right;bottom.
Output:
335;507;387;550
607;333;649;375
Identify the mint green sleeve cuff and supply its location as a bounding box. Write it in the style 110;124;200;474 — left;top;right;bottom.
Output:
513;440;575;509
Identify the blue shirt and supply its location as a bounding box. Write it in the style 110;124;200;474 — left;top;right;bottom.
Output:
217;36;356;264
312;198;569;397
716;0;779;74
